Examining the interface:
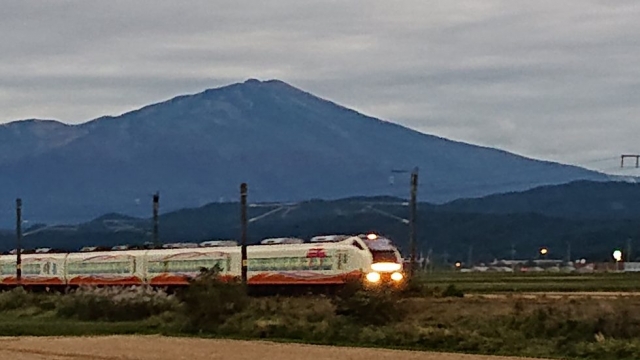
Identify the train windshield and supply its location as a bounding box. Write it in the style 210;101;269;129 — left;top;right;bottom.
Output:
370;250;398;263
362;236;400;263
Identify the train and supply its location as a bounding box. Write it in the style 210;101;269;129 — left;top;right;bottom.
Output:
0;233;405;289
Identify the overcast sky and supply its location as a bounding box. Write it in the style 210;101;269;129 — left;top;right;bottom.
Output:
2;1;639;175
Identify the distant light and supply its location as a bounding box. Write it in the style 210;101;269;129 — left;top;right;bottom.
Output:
613;250;623;262
367;233;378;240
455;261;462;268
540;248;548;255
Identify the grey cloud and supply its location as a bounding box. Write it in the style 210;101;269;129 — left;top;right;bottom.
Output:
1;0;640;177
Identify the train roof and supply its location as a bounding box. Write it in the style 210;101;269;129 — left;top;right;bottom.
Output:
0;233;397;257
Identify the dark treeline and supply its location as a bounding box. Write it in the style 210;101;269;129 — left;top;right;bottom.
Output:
2;192;640;262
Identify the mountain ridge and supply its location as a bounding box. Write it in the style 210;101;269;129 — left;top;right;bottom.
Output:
0;79;612;226
2;180;640;261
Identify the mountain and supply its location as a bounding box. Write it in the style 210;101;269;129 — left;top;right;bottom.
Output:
439;180;640;220
0;79;612;226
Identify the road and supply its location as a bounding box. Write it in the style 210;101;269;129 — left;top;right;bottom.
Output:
0;335;548;360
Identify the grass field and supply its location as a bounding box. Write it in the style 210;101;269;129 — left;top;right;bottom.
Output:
416;271;640;293
3;272;640;359
2;287;640;359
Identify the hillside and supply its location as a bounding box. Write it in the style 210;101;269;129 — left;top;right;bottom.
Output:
3;183;640;262
439;180;640;219
0;79;610;226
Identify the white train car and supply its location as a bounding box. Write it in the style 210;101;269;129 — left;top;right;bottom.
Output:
65;250;144;286
145;247;236;286
245;236;373;285
0;253;67;286
0;234;405;288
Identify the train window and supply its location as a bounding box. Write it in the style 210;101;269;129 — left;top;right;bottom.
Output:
250;259;260;271
0;262;15;275
22;263;41;275
67;261;134;275
313;257;321;270
320;257;333;270
148;258;225;273
371;250;398;263
248;256;335;271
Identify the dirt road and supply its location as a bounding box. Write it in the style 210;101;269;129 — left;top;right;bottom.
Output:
0;335;547;360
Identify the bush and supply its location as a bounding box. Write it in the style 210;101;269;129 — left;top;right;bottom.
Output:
176;267;249;333
332;280;406;326
0;288;59;313
442;284;464;298
220;296;337;342
56;286;178;322
569;339;640;360
0;288;35;311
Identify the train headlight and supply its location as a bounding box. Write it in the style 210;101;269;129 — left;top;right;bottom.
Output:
366;272;381;283
371;262;402;272
391;272;404;282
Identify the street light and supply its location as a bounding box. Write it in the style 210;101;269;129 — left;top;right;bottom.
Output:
613;250;623;272
539;247;548;257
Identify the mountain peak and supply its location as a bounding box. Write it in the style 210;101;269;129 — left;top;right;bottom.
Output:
243;78;286;85
239;78;299;91
244;78;262;85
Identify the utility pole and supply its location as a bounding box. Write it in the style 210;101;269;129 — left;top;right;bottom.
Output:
621;154;640;168
240;183;248;286
620;153;640;263
566;241;571;263
409;167;418;278
510;244;516;271
467;244;473;267
16;198;22;285
153;192;159;246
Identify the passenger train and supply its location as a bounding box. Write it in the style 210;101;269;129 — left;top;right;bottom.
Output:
0;234;405;289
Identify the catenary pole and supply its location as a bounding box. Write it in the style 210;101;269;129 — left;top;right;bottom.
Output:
409;167;418;278
153;192;160;246
240;183;248;285
16;198;22;285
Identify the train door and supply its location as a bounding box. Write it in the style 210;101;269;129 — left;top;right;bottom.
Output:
336;250;349;272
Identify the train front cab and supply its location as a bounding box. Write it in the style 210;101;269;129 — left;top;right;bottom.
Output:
358;234;405;288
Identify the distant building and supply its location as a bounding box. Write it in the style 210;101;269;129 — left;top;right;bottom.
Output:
624;262;640;272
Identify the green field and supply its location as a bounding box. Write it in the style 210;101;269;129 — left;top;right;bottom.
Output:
416;271;640;293
4;271;640;359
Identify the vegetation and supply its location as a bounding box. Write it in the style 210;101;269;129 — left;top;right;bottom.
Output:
418;271;640;293
2;272;640;359
176;267;249;332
